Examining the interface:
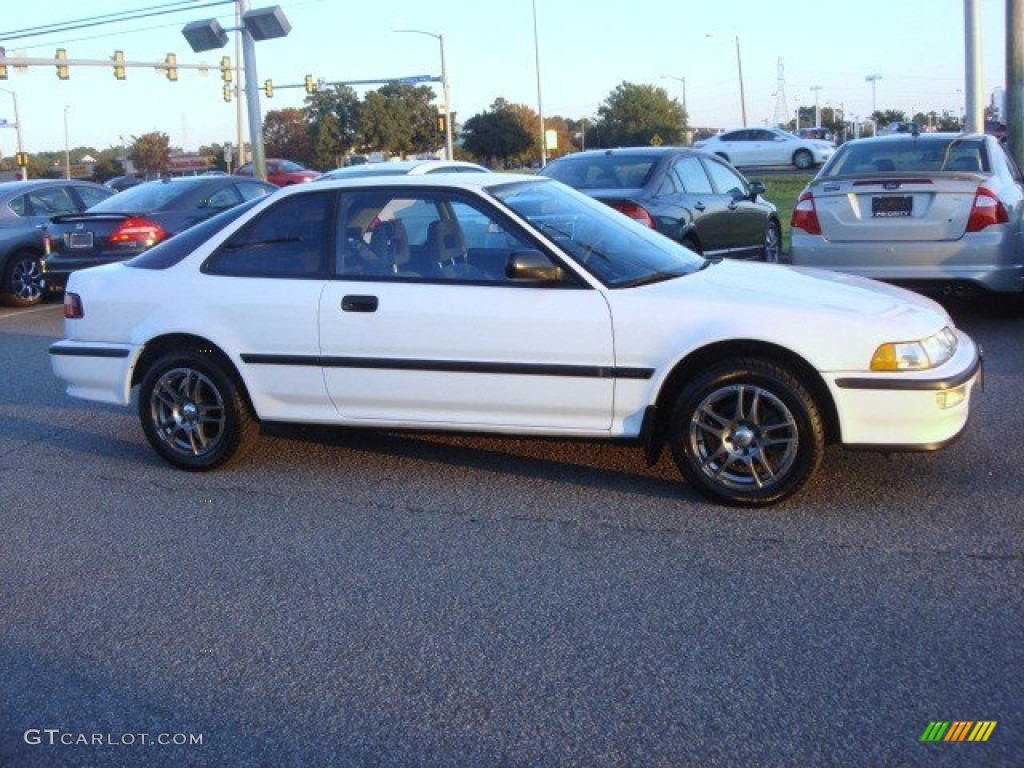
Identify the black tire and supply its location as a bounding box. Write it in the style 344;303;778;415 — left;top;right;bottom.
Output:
793;149;814;170
138;348;257;471
1;251;45;307
762;221;782;263
668;358;825;506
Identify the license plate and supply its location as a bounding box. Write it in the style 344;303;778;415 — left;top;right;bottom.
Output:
871;195;912;218
66;232;94;249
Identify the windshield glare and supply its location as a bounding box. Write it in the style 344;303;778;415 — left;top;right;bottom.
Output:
491;180;705;287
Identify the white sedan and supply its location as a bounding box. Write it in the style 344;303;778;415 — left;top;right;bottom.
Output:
50;174;981;507
694;128;835;170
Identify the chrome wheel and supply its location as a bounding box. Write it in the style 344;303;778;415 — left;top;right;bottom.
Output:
669;359;825;506
687;383;799;492
2;253;44;307
148;367;227;459
793;150;814;170
139;347;256;470
763;223;781;263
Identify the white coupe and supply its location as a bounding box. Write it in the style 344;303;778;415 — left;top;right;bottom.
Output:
50;174;981;506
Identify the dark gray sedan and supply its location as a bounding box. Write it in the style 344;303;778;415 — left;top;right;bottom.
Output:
42;175;276;294
0;179;114;306
538;147;781;262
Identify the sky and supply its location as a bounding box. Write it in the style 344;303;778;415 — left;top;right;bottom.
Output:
0;0;1011;158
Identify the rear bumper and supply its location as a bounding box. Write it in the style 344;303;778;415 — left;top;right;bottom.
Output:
49;340;137;405
790;233;1024;294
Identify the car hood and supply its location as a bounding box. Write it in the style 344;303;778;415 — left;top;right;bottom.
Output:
608;260;954;372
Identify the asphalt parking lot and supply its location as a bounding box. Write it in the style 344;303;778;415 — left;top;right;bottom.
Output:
1;300;1021;767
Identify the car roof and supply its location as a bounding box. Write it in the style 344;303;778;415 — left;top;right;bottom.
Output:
840;132;986;146
551;147;690;160
283;172;543;195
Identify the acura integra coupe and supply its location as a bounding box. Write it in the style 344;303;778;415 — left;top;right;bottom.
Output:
50;174;981;506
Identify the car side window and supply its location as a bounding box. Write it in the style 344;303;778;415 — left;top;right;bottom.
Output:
206;185;243;209
750;129;776;141
673;157;713;195
336;190;546;284
27;187;78;216
236;182;274;201
721;130;746;142
704;160;747;198
8;194;28;216
204;190;331;278
76;186;112;210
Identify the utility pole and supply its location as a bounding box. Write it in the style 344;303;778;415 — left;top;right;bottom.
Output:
1008;0;1023;169
963;0;984;133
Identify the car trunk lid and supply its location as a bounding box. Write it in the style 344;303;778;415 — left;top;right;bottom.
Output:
807;172;984;242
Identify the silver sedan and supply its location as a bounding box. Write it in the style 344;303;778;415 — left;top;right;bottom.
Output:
789;132;1024;311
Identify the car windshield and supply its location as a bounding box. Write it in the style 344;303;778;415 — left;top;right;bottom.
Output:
491;180;704;287
88;180;193;212
540;155;657;190
821;136;989;176
277;160;307;172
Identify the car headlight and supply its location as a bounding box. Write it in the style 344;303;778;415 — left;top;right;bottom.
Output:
870;327;958;371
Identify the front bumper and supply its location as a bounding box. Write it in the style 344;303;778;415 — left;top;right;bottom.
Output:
824;332;982;448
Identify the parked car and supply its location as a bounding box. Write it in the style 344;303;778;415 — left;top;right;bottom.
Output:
104;175;144;192
538;147;781;262
796;127;834;142
50;174;981;507
42;175;276;293
236;158;320;186
789;132;1023;310
694;128;835;170
0;179;114;306
318;159;489;181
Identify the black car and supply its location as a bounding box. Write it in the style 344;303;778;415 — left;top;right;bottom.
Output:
0;179;115;306
42;175;276;293
538;147;781;262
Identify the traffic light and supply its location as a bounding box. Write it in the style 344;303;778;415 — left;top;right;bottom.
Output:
56;48;69;80
222;84;232;102
112;50;126;80
304;74;314;94
165;53;178;82
264;79;273;98
0;47;7;80
16;152;29;167
220;56;232;83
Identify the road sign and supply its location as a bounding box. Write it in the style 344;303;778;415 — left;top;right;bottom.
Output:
398;75;433;84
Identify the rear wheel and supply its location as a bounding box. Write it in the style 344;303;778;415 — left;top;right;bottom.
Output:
668;358;825;506
762;221;782;263
1;251;44;307
138;348;257;470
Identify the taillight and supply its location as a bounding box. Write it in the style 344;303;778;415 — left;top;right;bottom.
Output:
64;292;83;319
791;190;821;235
610;202;655;228
109;217;167;246
966;187;1009;232
43;234;52;254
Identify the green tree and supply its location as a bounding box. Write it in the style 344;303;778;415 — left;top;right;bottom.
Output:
130;132;170;175
359;84;442;157
461;99;533;166
305;85;361;167
263;107;315;167
596;82;686;147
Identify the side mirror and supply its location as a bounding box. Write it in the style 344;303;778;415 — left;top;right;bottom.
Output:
506;250;563;282
749;181;766;199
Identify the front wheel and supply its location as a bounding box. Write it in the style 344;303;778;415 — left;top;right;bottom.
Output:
668;359;825;506
138;348;257;471
1;251;45;307
793;149;814;170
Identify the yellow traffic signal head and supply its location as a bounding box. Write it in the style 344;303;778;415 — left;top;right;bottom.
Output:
304;74;314;94
220;56;232;82
113;50;126;80
56;48;69;80
165;53;178;82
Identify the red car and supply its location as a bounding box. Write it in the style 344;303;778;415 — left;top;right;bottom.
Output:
235;158;320;186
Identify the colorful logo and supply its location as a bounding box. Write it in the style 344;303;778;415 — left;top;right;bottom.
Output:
920;721;997;742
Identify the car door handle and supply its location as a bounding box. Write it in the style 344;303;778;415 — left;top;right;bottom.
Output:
341;295;378;312
693;202;706;211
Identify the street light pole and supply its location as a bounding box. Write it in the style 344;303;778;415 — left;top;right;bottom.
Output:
661;75;687;142
236;0;265;180
394;29;453;161
532;0;547;166
0;86;26;179
63;105;70;179
735;34;748;127
810;84;822;127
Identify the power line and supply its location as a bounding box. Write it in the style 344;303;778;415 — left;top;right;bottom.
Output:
0;1;233;43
